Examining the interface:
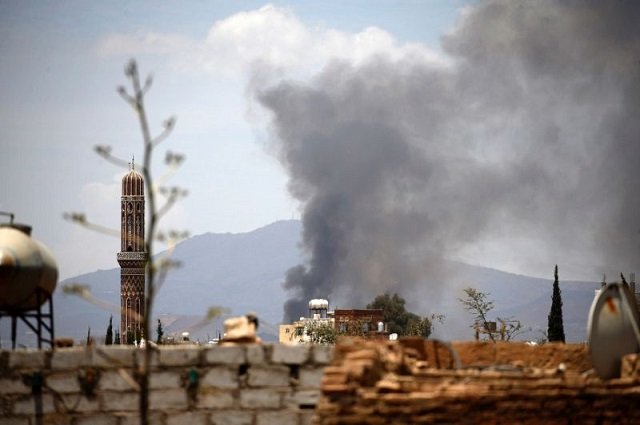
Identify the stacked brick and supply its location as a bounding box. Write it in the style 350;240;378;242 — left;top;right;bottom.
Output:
0;343;333;425
316;338;640;425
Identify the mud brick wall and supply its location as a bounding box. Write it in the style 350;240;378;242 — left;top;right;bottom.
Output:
0;343;333;425
317;339;640;425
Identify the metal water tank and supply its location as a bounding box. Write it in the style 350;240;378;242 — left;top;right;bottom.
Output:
0;224;58;312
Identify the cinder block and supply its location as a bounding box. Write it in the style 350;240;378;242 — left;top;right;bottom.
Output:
72;414;118;425
100;391;139;411
157;346;200;367
299;411;316;425
284;389;320;408
255;410;299;425
149;388;188;410
51;348;92;370
205;346;246;365
13;394;55;415
247;365;290;387
246;345;265;364
271;345;309;365
166;411;208;425
98;369;138;392
196;390;235;409
299;367;324;388
42;413;73;425
210;410;254;425
117;412;165;425
46;372;80;393
0;418;30;425
201;366;239;389
149;371;181;389
9;350;46;369
93;346;137;368
0;377;31;395
312;345;334;365
239;388;282;409
60;394;99;413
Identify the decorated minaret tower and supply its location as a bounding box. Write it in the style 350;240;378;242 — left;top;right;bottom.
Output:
117;160;146;344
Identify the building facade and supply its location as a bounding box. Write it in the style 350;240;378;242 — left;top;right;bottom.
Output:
117;163;147;343
279;299;388;344
334;308;385;336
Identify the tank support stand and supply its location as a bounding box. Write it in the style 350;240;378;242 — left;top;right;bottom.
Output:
0;287;55;349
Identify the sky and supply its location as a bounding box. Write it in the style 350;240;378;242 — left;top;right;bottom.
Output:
1;1;639;290
0;1;468;279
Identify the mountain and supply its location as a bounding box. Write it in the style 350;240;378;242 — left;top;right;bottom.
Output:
1;220;601;346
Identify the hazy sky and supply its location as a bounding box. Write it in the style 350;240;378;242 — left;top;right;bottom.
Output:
2;1;637;286
0;1;468;279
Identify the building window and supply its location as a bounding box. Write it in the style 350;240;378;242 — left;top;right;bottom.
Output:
362;322;370;333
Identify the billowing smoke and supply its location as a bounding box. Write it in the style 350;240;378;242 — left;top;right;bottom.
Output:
257;1;640;322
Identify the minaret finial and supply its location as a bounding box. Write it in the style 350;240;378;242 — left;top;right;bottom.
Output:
132;155;135;171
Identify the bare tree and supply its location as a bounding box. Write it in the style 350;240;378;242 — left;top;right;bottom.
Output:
459;287;527;342
65;59;187;425
458;287;496;342
497;316;524;341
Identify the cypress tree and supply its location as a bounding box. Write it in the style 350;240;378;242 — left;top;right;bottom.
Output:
127;328;135;345
156;319;164;344
547;265;565;342
114;330;121;345
105;316;113;345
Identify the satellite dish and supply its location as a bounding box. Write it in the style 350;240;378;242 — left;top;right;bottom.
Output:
587;283;640;379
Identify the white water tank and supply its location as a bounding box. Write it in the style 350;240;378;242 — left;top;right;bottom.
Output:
0;225;57;312
308;298;329;318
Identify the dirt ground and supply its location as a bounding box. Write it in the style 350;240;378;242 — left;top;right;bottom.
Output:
452;341;591;373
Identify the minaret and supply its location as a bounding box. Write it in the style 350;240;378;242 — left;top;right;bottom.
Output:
117;159;146;344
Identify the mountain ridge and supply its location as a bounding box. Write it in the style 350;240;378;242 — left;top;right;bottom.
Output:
0;220;599;346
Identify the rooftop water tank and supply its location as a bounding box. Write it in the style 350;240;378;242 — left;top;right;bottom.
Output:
308;298;329;319
0;224;58;312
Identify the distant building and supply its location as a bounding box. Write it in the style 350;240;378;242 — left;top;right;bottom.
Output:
279;299;333;344
117;161;147;343
279;299;388;344
334;308;385;337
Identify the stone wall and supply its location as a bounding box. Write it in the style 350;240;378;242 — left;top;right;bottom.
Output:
4;340;640;425
0;343;332;425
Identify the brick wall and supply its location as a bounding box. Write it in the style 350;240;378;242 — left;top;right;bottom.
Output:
0;343;333;425
316;338;640;425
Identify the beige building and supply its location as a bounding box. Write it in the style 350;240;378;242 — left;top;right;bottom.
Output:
279;299;333;345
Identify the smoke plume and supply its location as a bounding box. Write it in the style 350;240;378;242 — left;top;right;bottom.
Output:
256;1;640;322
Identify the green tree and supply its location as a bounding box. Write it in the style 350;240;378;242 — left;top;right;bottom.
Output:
114;329;121;345
547;265;565;343
303;321;337;344
366;292;433;337
405;316;432;338
105;315;113;345
156;319;164;344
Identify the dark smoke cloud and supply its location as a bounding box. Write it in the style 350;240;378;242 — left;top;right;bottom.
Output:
257;0;640;322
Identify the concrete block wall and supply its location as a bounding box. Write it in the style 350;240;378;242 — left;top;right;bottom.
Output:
0;344;334;425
